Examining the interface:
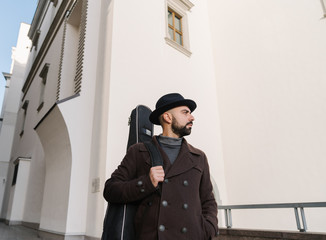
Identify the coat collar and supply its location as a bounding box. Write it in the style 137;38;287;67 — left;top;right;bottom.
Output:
140;136;202;178
165;138;201;178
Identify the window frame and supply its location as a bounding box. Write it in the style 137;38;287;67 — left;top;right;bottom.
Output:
165;0;194;57
168;8;183;46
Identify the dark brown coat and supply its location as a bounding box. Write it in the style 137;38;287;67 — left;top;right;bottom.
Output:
104;137;218;240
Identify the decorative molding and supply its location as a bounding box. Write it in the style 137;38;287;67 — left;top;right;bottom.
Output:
57;17;68;100
74;0;89;95
165;37;192;57
179;0;194;10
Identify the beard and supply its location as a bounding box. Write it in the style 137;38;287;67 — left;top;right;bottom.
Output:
171;116;193;138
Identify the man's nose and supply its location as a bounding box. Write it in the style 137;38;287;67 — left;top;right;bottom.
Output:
189;114;195;122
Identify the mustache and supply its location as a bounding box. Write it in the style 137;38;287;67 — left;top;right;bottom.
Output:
186;122;193;126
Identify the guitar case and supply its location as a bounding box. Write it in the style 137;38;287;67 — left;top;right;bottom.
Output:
127;105;154;150
102;105;154;240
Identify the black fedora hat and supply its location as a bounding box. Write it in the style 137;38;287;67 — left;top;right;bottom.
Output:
149;93;197;125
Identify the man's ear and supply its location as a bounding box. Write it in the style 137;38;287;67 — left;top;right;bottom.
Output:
162;112;172;124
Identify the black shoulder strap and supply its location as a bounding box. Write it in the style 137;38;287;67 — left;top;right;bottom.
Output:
143;141;163;167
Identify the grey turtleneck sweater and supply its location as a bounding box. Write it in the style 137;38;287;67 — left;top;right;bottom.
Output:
158;135;183;164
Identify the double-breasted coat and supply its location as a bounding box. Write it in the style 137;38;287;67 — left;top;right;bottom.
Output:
104;137;218;240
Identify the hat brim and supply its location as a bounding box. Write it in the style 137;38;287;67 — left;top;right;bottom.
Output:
149;99;196;125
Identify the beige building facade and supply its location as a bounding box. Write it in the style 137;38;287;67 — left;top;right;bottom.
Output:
0;0;325;239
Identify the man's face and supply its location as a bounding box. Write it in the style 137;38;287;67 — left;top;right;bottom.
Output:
169;106;195;138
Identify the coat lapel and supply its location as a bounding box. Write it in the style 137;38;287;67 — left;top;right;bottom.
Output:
143;137;200;178
165;139;198;178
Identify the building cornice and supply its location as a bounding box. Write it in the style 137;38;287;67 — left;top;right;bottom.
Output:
28;0;49;41
2;72;11;81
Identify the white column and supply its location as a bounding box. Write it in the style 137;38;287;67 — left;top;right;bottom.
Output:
5;157;31;224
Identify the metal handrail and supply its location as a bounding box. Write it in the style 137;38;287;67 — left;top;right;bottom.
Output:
218;202;326;232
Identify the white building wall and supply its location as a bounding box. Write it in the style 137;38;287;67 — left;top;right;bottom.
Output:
100;0;227;235
0;23;31;220
47;0;100;235
207;0;326;232
85;0;115;237
78;0;228;237
8;25;65;228
105;0;226;186
0;23;31;162
18;27;66;227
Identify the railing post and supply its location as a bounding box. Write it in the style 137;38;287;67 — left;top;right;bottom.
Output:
294;207;307;232
294;207;301;231
300;207;307;232
224;209;232;229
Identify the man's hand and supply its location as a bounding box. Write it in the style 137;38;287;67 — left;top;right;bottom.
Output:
149;166;165;187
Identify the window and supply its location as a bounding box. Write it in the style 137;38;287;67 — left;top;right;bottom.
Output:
165;0;194;57
168;8;183;46
20;100;29;137
37;63;50;112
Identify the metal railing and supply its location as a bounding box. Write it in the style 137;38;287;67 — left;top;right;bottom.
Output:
218;202;326;232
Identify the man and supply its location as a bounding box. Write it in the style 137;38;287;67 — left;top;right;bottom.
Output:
104;93;218;240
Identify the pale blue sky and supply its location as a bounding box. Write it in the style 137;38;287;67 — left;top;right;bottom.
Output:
0;0;38;111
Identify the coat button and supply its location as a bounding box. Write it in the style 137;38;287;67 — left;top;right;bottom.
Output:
147;201;152;206
183;180;189;186
183;203;188;209
164;179;169;183
181;227;187;233
137;180;143;186
140;188;145;193
162;200;168;207
159;225;165;232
